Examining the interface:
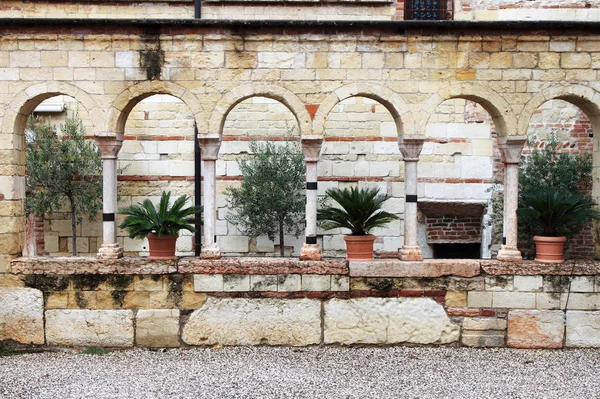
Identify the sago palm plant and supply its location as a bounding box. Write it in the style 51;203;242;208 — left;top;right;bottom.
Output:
518;189;600;237
317;186;399;235
119;191;202;238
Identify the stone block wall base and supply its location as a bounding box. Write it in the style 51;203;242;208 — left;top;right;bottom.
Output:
200;246;221;260
96;243;123;259
496;247;523;263
399;246;423;261
299;244;322;261
507;310;564;349
349;259;480;277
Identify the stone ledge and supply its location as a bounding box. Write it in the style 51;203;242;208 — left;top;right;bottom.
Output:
179;257;347;275
11;257;177;275
349;259;481;278
482;260;600;275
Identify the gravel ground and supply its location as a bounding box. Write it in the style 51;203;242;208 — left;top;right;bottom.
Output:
1;346;599;399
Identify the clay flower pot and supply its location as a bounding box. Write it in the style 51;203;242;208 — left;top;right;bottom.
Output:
147;233;178;260
533;235;567;263
344;235;376;260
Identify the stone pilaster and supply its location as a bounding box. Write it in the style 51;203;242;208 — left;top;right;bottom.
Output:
198;134;222;259
398;136;424;261
96;136;123;259
300;136;322;261
496;136;526;263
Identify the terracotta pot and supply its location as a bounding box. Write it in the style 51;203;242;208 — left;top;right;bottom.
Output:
344;234;376;260
533;235;567;263
147;233;178;260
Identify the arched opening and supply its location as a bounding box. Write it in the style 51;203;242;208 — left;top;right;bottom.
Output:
21;95;97;256
116;94;196;256
419;98;500;259
219;96;303;256
318;96;402;258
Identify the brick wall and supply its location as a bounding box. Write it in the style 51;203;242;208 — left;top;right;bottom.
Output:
426;215;482;243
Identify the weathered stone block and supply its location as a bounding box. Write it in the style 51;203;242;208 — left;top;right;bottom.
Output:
182;298;321;346
136;309;180;348
0;287;44;344
193;274;224;292
462;317;507;331
462;330;505;348
565;311;600;347
324;297;459;345
46;310;134;347
507;310;564;349
467;291;492;308
513;275;543;292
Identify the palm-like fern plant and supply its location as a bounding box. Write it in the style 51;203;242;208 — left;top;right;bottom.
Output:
119;191;202;238
317;186;399;235
518;189;600;237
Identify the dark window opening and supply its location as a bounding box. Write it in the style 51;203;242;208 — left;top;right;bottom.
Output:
433;243;480;259
405;0;453;20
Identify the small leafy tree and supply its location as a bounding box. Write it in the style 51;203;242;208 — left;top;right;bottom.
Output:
26;115;103;256
225;140;306;256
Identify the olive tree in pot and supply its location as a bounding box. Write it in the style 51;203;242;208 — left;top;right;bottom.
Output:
317;186;399;260
518;189;600;263
119;191;202;259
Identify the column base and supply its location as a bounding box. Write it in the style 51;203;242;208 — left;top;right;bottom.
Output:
399;246;423;261
97;243;123;259
200;244;221;259
496;246;523;262
300;244;322;261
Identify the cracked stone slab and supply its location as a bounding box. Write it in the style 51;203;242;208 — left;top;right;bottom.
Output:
182;298;321;346
46;310;134;347
566;311;600;347
507;310;564;349
324;297;460;345
0;287;44;344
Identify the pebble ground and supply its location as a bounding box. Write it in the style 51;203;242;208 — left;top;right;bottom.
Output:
1;346;599;399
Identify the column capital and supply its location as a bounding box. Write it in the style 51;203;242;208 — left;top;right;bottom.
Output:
301;136;323;162
398;135;425;162
95;136;123;159
198;134;221;161
498;136;526;164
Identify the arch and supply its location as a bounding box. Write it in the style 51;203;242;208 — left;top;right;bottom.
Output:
2;81;102;138
312;83;413;137
518;84;600;137
106;81;206;138
208;83;312;138
418;83;517;137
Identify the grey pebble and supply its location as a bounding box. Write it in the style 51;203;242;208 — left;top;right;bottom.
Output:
1;346;599;399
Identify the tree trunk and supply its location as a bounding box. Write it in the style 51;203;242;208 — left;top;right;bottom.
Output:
279;219;285;257
69;196;77;256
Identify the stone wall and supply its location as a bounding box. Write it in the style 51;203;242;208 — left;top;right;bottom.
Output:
3;256;600;348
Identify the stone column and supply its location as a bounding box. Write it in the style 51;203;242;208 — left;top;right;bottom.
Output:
96;136;124;259
398;136;425;261
300;136;323;261
198;134;222;259
496;136;526;263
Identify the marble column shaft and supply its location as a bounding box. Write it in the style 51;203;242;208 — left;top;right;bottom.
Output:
398;136;424;262
300;136;322;261
198;135;221;259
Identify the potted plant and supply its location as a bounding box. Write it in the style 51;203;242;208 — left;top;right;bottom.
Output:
317;186;399;260
119;191;202;259
518;189;600;263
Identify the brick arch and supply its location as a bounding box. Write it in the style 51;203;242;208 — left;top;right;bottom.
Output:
208;83;311;137
106;81;206;138
519;84;600;137
312;83;413;137
2;81;101;139
418;83;517;137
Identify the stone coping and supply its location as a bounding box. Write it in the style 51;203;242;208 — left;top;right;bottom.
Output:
10;256;600;277
349;259;481;278
179;257;347;275
481;260;600;275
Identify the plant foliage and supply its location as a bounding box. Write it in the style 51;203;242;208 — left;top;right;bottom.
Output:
518;189;600;237
225;140;306;257
317;186;399;235
26;115;103;256
119;191;202;239
518;136;594;242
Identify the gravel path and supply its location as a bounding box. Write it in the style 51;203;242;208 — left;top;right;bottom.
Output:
1;346;599;399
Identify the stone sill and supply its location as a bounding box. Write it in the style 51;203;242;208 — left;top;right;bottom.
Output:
10;256;600;277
